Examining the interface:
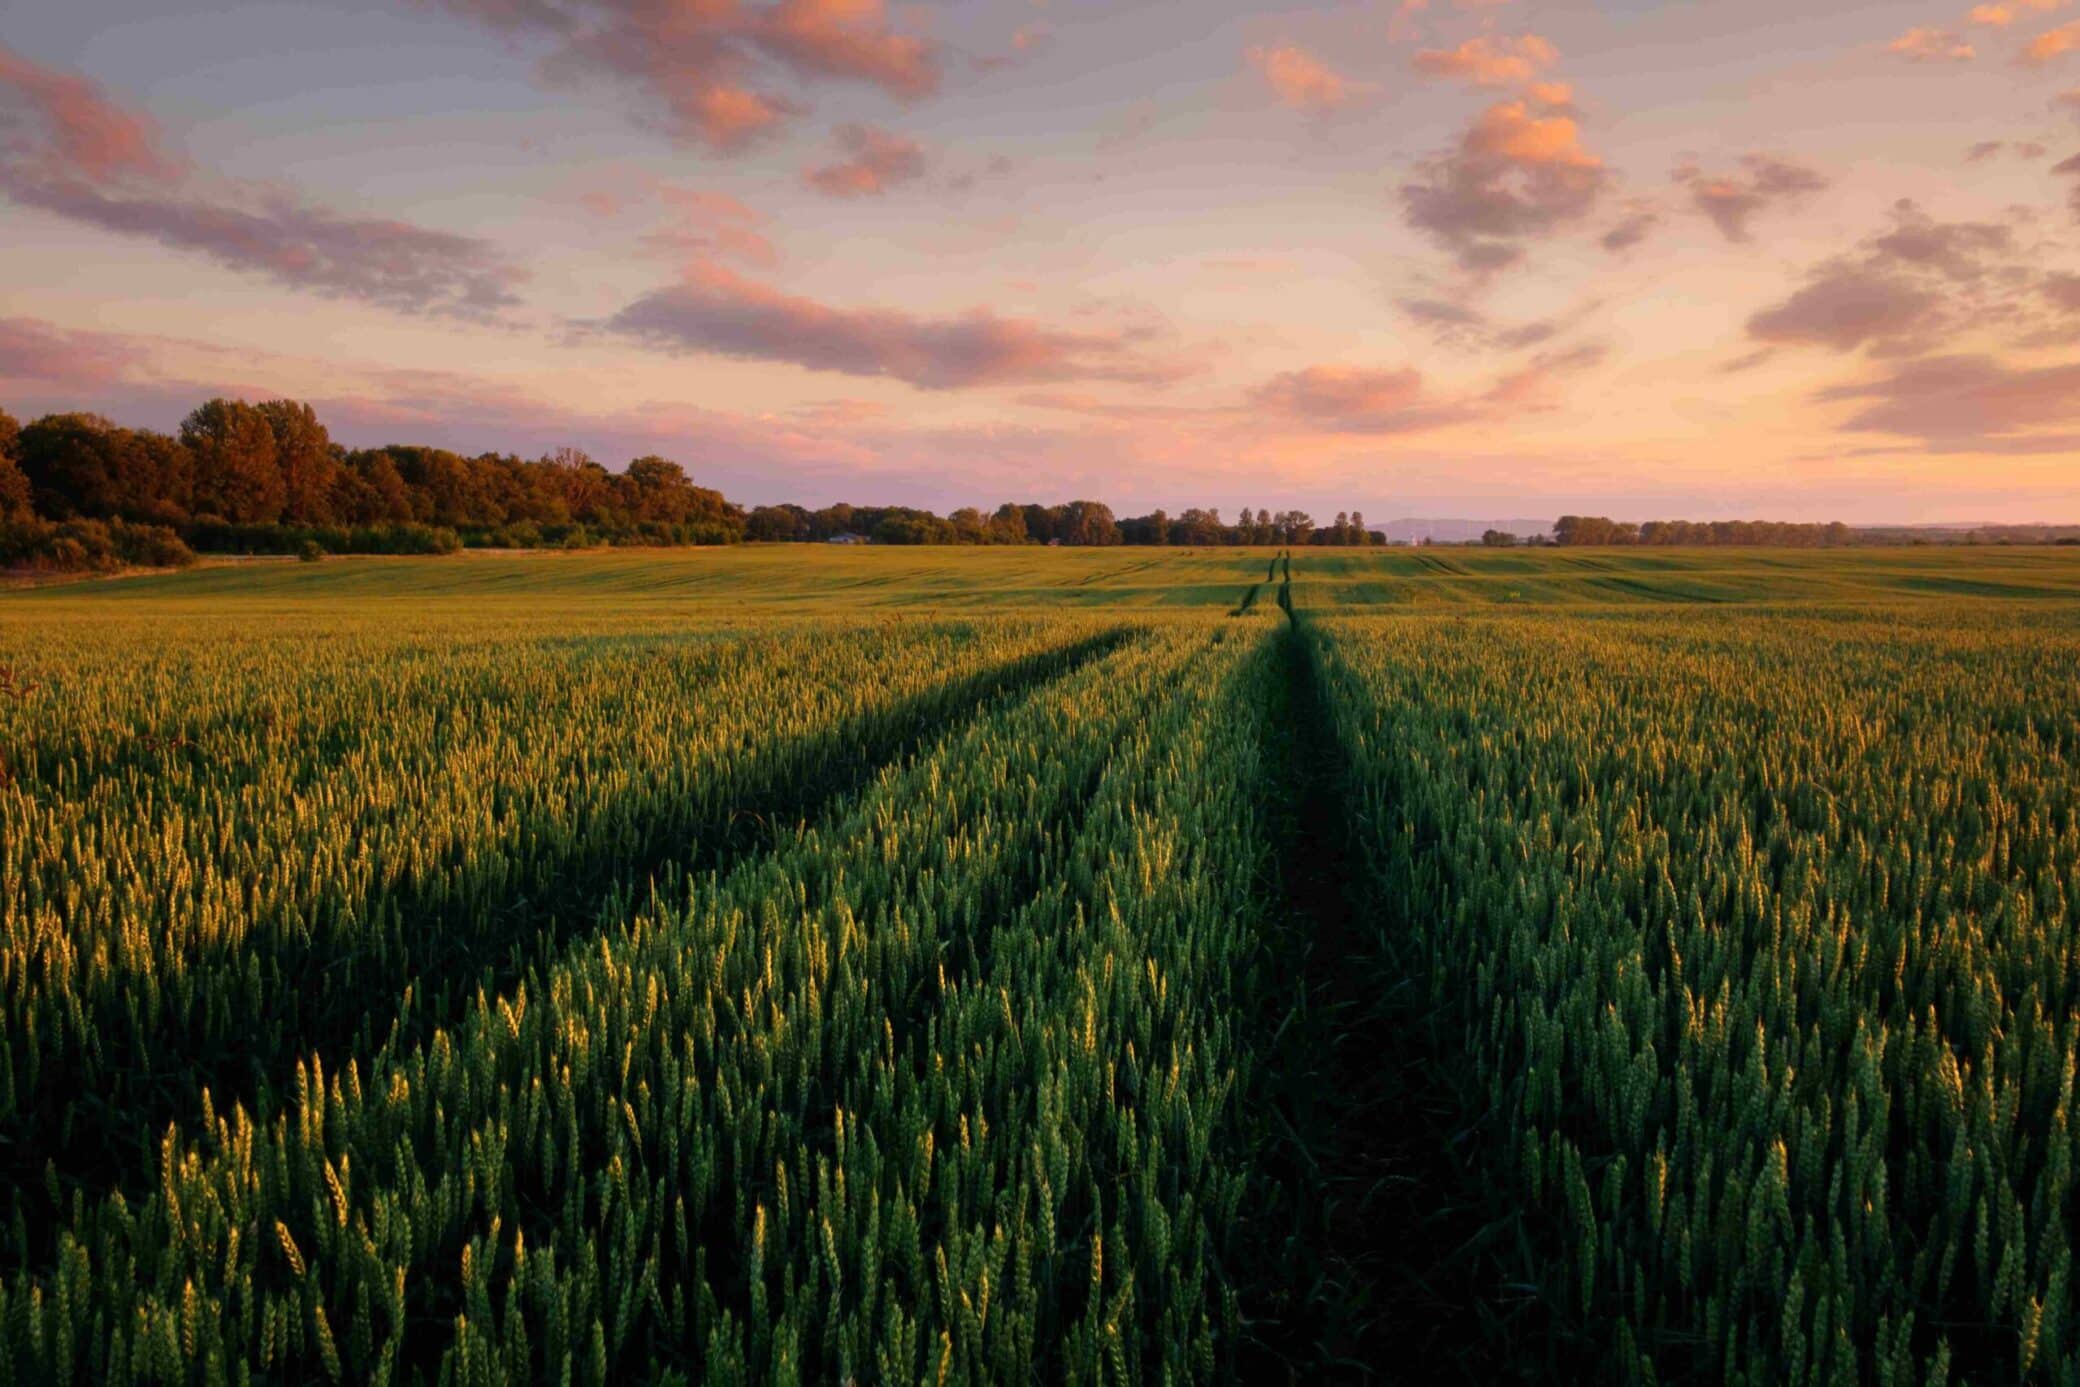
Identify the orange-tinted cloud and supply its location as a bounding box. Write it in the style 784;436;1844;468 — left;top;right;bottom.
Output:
1970;0;2065;25
1888;27;1975;61
805;123;927;197
1674;154;1827;242
605;261;1192;390
428;0;938;150
0;45;525;316
2022;20;2080;63
1413;34;1559;87
1482;342;1607;407
1246;44;1352;111
1400;94;1609;273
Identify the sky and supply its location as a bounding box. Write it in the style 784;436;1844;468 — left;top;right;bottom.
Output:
2;0;2079;522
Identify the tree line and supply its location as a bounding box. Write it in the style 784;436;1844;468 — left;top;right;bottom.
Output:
1;395;1891;573
1548;515;1855;547
744;503;1381;547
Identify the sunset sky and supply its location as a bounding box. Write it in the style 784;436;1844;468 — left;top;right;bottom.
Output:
4;0;2080;521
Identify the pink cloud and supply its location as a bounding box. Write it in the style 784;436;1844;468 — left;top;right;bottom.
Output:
428;0;938;151
1887;27;1975;61
2058;151;2080;220
2059;88;2080;120
1400;94;1610;273
0;43;184;183
804;123;927;197
1745;201;2045;355
1748;268;1943;352
2045;271;2080;309
1673;154;1828;242
0;315;153;390
758;0;935;95
0;46;525;316
649;186;778;266
1252;365;1474;434
604;260;1192;390
2022;20;2080;63
1413;34;1559;88
1246;45;1353;111
1816;353;2080;448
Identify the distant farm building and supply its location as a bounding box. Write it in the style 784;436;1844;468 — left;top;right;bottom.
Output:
827;532;869;545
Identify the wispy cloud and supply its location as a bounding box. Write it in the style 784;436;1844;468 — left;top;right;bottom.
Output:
1413;34;1559;88
1246;44;1355;111
1887;27;1976;61
0;43;525;316
424;0;938;150
1674;154;1828;242
604;261;1193;390
804;123;928;198
1817;353;2080;449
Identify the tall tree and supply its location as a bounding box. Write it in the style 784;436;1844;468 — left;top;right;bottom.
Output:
182;399;284;523
256;400;339;524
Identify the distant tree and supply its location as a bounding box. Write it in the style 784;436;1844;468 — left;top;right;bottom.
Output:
1173;507;1223;546
1350;510;1369;545
337;451;415;524
747;504;806;541
182;399;284;523
0;407;28;520
872;508;956;544
987;503;1029;545
256;400;338;524
18;414;123;519
947;506;988;544
622;455;698;525
125;430;196;526
1057;499;1120;546
1481;529;1518;547
1145;507;1170;545
1021;503;1060;544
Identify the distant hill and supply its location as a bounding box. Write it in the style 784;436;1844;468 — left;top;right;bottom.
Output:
1373;518;1553;544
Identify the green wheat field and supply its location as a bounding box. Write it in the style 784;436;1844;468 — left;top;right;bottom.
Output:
2;544;2077;1384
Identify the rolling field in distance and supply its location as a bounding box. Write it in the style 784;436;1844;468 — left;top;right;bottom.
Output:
1;545;2076;1383
11;542;2080;614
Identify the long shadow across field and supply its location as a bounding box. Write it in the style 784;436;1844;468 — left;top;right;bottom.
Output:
1;627;1133;1252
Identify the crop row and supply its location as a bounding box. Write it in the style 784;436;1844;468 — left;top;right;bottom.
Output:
0;613;1290;1383
1307;608;2080;1383
0;614;1120;1206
